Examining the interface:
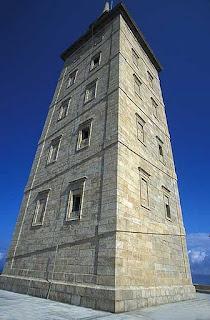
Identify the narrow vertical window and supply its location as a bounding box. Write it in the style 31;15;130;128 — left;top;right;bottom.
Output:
141;178;149;208
151;98;158;119
148;71;154;88
66;179;86;221
134;75;141;96
84;80;97;103
136;114;145;144
32;191;49;226
58;98;70;121
132;49;139;67
67;69;78;87
157;137;164;163
162;187;171;220
47;137;61;164
139;168;150;208
164;195;171;219
90;52;101;70
76;120;92;151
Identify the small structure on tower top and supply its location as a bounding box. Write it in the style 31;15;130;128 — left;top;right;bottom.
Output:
103;1;110;13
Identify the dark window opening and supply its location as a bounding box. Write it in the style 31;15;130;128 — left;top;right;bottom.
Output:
165;203;171;219
72;194;81;213
159;144;163;156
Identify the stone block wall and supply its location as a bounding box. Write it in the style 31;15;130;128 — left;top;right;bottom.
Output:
115;14;194;295
2;15;120;292
0;8;195;313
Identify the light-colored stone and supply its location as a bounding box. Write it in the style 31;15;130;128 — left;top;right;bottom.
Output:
0;3;195;313
0;290;210;320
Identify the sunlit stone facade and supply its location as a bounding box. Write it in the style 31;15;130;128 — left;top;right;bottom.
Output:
0;3;195;312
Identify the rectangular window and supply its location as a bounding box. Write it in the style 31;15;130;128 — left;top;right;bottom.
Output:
84;80;97;103
66;179;86;221
157;137;164;162
67;70;77;87
141;178;149;208
58;98;70;121
162;187;171;220
148;71;154;88
47;137;61;164
164;194;171;219
134;75;141;96
93;33;103;46
32;191;49;226
136;114;145;143
132;49;139;67
139;168;150;208
90;52;101;70
77;120;92;151
151;98;158;119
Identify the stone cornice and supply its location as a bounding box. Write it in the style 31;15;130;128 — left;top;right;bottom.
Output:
60;3;162;72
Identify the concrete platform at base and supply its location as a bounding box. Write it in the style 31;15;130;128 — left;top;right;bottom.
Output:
0;289;210;320
0;274;196;312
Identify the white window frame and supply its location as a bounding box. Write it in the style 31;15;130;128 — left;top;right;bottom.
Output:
76;120;92;151
66;179;86;222
32;190;50;227
58;98;71;121
90;52;101;71
67;69;78;87
84;80;98;103
47;136;62;165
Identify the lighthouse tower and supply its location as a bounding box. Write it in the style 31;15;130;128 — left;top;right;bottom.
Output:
0;2;195;312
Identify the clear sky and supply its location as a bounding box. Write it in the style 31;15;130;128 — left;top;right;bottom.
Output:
0;0;210;275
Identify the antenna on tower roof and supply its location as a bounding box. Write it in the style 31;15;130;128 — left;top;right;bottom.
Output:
103;1;110;13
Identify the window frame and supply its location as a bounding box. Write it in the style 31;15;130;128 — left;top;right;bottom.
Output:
67;69;78;88
162;187;172;221
156;136;165;163
57;98;71;121
93;32;103;47
134;74;141;97
84;80;98;103
132;48;139;67
32;190;50;227
151;97;158;119
90;52;101;71
65;178;86;222
76;119;92;152
147;71;154;89
139;168;150;210
136;114;146;144
46;136;62;165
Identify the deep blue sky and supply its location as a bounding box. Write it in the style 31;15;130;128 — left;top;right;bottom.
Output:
0;0;210;254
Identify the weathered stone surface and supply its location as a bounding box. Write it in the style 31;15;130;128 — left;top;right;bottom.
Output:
0;4;195;313
0;290;210;320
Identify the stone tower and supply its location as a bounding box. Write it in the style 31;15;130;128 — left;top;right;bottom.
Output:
0;2;195;312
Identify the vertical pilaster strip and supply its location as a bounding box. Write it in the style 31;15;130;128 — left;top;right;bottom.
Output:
93;21;114;277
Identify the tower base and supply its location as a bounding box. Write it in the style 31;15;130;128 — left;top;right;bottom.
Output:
0;274;196;313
